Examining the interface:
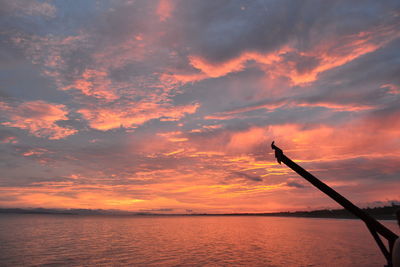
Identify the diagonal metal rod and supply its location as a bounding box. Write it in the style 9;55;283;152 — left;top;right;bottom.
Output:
271;141;398;267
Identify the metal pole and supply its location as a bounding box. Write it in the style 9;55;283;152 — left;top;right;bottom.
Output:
271;142;398;266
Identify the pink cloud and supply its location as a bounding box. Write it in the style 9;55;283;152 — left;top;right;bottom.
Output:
0;100;77;139
1;136;18;144
157;0;174;22
2;0;56;17
381;83;400;95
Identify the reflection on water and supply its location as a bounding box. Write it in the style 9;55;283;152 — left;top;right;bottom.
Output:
0;214;398;266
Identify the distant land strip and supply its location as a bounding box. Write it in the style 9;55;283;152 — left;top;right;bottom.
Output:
0;205;399;220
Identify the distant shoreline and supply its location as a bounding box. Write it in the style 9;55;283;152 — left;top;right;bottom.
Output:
0;205;398;220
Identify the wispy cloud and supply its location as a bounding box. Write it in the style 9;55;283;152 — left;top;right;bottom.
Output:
0;0;56;18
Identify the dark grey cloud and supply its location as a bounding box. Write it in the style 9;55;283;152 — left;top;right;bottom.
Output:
139;208;174;212
0;129;17;142
174;0;298;62
231;171;263;182
305;157;400;183
286;181;305;188
0;175;74;188
171;0;400;63
302;39;400;106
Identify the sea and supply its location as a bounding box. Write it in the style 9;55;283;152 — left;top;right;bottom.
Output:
0;214;398;266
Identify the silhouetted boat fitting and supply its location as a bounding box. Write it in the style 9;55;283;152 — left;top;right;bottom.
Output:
271;141;398;267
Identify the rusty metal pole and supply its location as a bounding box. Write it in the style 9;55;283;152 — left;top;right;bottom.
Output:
271;141;398;267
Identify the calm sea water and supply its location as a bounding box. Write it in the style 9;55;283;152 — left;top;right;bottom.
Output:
0;214;398;267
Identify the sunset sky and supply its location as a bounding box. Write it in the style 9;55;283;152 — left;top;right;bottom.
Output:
0;0;399;213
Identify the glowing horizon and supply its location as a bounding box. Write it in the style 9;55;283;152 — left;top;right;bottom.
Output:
0;0;399;213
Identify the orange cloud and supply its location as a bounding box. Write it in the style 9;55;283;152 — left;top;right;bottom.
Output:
169;24;400;86
295;102;373;112
0;100;76;139
269;116;400;161
62;69;119;100
157;131;188;142
22;148;49;157
189;55;246;78
79;102;199;131
159;48;289;86
281;32;390;84
227;127;269;153
185;49;286;81
191;110;400;161
269;26;400;85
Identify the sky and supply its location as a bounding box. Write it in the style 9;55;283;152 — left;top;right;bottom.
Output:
0;0;399;213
